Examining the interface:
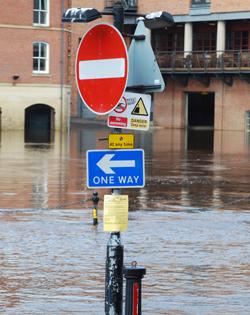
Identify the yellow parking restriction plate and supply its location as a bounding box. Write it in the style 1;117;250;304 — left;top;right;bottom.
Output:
108;133;134;149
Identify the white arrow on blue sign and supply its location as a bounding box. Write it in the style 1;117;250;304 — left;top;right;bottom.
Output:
86;149;145;188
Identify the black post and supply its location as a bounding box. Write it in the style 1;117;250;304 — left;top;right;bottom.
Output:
113;2;124;33
105;3;125;314
105;232;124;314
92;191;99;225
123;263;146;315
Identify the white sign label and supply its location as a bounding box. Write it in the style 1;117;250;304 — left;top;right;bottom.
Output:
79;58;125;80
107;92;151;131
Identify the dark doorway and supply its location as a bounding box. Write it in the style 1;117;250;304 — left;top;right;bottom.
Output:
25;104;54;143
186;92;215;151
187;92;215;128
186;129;214;151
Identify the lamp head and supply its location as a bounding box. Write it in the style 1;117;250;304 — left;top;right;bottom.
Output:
62;8;101;23
144;11;174;29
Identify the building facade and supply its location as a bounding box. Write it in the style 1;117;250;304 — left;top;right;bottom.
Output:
68;0;250;133
2;1;250;135
144;0;250;132
0;0;71;139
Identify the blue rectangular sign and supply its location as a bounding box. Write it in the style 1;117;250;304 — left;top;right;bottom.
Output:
86;149;145;188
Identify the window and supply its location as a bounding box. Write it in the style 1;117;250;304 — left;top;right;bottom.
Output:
33;0;49;25
193;32;216;51
192;0;210;4
246;111;250;132
226;31;249;50
152;29;184;52
124;0;137;6
33;42;49;73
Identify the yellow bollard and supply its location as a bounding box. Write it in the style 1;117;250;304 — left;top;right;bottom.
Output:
92;191;99;225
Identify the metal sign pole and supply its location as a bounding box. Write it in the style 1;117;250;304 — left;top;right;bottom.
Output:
105;231;123;313
105;3;125;314
62;5;173;315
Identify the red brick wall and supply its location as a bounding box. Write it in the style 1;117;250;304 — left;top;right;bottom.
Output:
0;0;69;85
137;0;250;15
212;0;250;13
138;0;190;15
154;77;250;131
0;0;32;25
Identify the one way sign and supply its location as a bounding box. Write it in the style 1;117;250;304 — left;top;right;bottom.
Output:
86;149;145;188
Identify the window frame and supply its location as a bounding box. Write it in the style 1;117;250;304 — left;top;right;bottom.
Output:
192;0;210;4
152;28;184;52
33;0;49;26
245;110;250;132
193;31;216;51
33;41;49;74
226;31;249;51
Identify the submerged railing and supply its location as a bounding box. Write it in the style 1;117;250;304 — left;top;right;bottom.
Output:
156;50;250;71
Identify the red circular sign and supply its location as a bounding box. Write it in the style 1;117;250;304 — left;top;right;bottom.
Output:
75;23;128;115
114;96;127;113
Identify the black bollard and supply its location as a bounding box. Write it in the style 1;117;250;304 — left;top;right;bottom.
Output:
123;262;146;315
92;191;99;225
105;232;124;315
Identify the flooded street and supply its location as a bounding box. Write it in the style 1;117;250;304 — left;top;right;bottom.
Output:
0;126;250;314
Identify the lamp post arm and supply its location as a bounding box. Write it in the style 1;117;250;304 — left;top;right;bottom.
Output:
62;7;174;29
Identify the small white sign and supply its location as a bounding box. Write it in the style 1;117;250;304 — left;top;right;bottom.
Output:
107;92;151;131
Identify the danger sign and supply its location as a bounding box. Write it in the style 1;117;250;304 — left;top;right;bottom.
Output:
131;98;148;116
108;92;151;131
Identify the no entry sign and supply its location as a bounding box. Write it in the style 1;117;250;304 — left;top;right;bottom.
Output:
75;23;129;115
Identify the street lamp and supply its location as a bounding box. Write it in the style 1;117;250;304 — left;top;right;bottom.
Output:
144;11;174;29
62;7;174;29
62;5;174;315
62;8;101;23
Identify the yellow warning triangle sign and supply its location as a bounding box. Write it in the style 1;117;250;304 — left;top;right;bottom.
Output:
131;98;148;116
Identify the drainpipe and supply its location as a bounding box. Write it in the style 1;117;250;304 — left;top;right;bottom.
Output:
60;0;65;137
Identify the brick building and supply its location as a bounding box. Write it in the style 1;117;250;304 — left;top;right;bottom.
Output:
68;0;250;133
0;0;71;140
2;0;250;138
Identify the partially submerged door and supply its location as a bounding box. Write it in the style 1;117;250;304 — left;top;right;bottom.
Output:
25;104;54;143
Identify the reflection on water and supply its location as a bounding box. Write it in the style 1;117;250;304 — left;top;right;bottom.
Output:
0;126;250;314
186;129;214;151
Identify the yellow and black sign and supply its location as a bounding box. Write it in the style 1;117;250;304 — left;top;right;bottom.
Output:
108;133;134;149
131;98;148;116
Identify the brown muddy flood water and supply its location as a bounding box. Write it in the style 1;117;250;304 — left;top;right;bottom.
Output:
0;126;250;314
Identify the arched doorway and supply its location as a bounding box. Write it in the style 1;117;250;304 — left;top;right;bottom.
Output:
25;104;55;143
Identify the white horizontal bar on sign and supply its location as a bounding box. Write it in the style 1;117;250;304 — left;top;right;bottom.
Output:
79;58;125;80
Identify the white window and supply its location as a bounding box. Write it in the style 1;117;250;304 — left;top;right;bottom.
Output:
33;0;49;26
33;42;49;74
